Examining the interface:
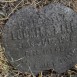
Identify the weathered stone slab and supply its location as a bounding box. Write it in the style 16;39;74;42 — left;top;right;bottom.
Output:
2;3;77;74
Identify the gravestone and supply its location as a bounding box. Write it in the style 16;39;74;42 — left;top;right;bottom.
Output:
2;3;77;74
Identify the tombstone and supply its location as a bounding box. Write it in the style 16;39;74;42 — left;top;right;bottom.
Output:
2;3;77;74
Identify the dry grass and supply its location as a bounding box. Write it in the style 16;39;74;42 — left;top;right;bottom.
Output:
0;0;77;77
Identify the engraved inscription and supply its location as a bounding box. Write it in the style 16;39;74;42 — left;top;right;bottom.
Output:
11;23;73;40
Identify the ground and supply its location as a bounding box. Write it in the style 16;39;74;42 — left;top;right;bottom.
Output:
0;0;77;77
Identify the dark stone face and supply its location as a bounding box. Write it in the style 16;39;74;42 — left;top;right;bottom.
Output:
2;3;77;74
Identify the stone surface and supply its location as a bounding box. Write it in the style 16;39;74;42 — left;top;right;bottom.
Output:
2;3;77;74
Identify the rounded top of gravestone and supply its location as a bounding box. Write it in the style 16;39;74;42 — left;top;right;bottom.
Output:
3;3;77;74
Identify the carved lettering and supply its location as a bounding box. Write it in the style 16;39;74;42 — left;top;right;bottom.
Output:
11;31;17;40
17;29;23;40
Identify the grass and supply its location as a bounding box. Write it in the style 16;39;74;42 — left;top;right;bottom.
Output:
0;0;77;77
